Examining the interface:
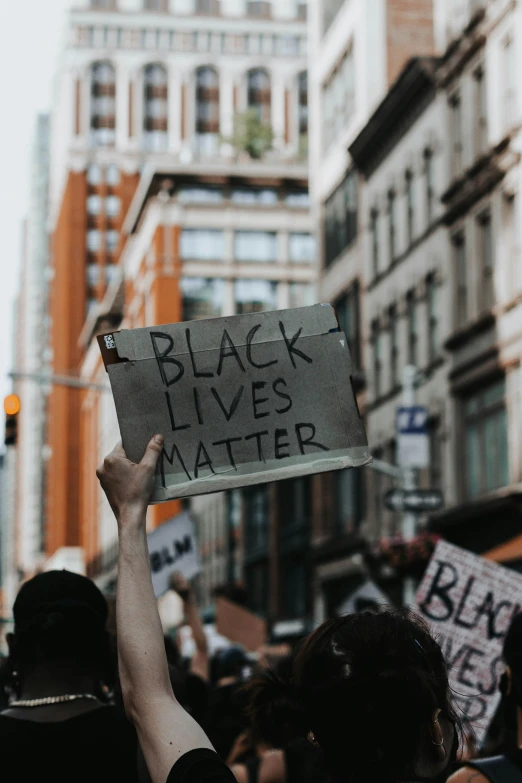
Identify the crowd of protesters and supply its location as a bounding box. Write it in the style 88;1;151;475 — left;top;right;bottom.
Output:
1;434;522;782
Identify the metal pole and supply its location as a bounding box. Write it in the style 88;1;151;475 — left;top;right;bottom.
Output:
402;365;418;606
8;371;109;393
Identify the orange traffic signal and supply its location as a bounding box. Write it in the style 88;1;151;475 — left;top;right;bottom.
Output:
4;395;20;446
4;394;21;416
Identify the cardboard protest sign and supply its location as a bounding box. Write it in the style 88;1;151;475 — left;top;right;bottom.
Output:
216;597;267;652
98;304;371;502
415;540;522;744
147;512;200;597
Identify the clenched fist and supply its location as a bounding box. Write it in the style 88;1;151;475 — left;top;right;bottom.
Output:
97;435;164;524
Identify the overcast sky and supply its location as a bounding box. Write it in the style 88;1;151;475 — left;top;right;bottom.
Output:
0;0;70;423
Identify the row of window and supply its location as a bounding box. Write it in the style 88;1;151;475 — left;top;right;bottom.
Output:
90;0;307;20
369;150;435;278
88;62;307;149
181;277;314;320
452;207;497;327
76;24;307;58
87;194;121;216
371;275;440;399
180;229;315;263
175;185;310;207
87;229;120;252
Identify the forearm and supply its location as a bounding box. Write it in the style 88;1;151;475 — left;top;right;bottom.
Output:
117;518;173;715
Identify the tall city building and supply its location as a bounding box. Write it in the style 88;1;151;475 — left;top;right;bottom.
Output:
5;116;52;596
306;0;438;620
44;0;311;594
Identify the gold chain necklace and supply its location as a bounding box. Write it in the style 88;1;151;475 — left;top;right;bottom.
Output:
9;694;100;708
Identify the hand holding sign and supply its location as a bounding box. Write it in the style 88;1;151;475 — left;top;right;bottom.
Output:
97;435;164;522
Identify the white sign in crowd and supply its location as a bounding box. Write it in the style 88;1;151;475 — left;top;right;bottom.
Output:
415;540;522;743
147;512;201;598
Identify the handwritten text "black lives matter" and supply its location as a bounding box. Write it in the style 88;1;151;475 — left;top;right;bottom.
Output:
151;322;330;485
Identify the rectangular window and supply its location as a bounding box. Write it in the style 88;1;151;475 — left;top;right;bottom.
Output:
234;231;277;263
289;233;315;264
453;232;467;327
196;0;220;14
474;65;488;157
372;320;382;398
247;1;271;18
426;274;439;362
322;46;355;151
388;190;397;263
181;278;224;321
235;279;277;314
389;305;399;388
406;290;417;366
463;378;509;499
231;188;278;205
424;149;435;225
503;37;516;133
289;283;314;308
324;170;358;267
478;212;494;311
406;170;414;245
370;208;379;277
335;283;361;370
428;418;442;490
285;189;310;208
177;186;223;204
106;230;119;253
180;229;224;261
450;93;463;175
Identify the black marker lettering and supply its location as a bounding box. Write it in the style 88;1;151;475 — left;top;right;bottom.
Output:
213;437;242;470
457;647;484;689
174;535;192;559
165;392;190;432
275;428;290;460
295;423;329;455
417;560;458;622
211;386;245;422
151;332;184;387
245;431;269;463
150;552;162;573
246;325;278;369
161;546;174;566
217;330;245;375
161;444;192;486
193;387;204;426
453;576;476;630
273;378;293;414
186;328;214;378
279;322;313;368
194;441;215;479
252;381;270;420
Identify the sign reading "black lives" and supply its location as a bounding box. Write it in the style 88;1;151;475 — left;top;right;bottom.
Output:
99;305;371;502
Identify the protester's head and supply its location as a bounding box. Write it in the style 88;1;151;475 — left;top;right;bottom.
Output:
216;646;250;683
8;570;111;685
246;609;459;783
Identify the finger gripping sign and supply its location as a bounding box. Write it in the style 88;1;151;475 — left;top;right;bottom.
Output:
415;540;522;744
147;512;200;597
98;304;371;502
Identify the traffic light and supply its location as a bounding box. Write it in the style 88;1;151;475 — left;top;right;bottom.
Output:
4;394;21;447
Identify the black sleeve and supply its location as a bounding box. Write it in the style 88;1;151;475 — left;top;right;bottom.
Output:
167;748;237;783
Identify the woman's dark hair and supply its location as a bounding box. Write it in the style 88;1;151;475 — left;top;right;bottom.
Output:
245;609;459;783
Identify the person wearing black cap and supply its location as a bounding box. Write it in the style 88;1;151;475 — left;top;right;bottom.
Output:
449;613;522;783
0;569;140;782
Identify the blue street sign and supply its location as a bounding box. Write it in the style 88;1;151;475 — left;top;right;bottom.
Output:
396;406;428;435
397;406;429;468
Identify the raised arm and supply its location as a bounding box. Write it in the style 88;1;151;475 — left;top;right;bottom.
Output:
97;438;213;783
171;573;209;682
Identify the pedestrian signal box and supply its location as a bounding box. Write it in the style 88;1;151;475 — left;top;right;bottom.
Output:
4;394;20;446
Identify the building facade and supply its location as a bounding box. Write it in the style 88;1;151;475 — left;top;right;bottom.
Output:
308;0;438;621
11;116;52;581
42;0;311;601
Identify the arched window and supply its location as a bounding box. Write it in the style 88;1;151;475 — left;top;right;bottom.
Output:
247;68;271;125
195;66;219;157
298;71;308;137
90;61;116;147
143;64;168;151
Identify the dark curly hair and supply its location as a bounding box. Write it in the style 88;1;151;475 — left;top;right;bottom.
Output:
244;609;460;783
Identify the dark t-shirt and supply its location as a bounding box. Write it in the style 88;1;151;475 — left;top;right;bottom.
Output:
0;705;140;782
167;748;236;783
